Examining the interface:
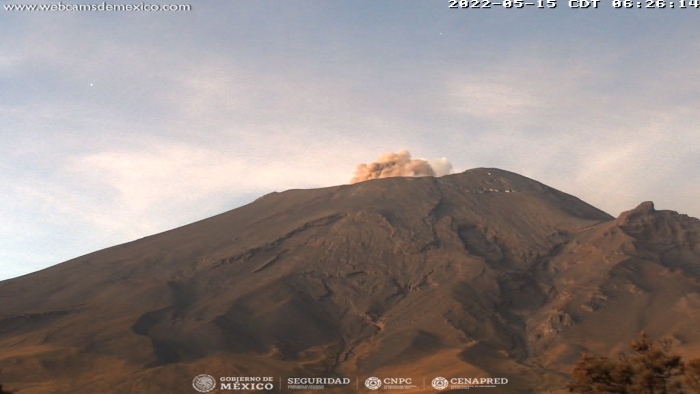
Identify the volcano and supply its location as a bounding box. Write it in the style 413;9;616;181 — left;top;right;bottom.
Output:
1;168;699;393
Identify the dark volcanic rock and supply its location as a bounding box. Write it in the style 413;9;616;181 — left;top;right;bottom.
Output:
0;168;698;394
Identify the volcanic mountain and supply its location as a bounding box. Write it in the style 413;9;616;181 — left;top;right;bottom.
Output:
1;168;699;393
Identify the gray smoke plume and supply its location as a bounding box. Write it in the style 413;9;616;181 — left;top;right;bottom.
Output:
350;150;453;184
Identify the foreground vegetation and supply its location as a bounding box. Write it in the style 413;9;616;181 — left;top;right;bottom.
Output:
569;333;700;393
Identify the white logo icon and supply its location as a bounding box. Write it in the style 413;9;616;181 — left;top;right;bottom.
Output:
192;374;217;392
365;377;382;390
432;377;449;390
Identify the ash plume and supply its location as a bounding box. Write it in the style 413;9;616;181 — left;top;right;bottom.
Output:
350;150;453;184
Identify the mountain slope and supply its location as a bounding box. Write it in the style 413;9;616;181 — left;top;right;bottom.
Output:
1;168;698;393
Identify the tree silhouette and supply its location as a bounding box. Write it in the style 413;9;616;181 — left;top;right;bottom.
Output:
568;353;633;393
568;332;690;394
685;359;700;393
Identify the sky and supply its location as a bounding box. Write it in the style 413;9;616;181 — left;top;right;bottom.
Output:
1;0;698;280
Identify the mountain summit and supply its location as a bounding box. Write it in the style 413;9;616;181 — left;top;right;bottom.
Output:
1;168;698;393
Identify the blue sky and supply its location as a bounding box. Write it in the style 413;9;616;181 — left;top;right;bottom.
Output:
1;0;699;280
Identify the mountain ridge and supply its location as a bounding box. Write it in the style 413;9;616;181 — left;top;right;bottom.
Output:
1;168;698;394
